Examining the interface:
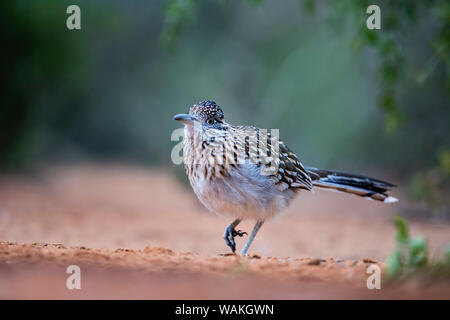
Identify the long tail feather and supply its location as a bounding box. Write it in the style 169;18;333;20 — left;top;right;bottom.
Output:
306;167;398;203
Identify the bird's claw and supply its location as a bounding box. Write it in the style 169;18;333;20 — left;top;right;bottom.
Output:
232;229;247;238
223;226;247;253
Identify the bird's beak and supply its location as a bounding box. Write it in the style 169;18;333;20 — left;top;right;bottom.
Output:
173;114;195;125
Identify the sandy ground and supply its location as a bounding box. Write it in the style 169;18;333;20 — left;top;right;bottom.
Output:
0;165;449;299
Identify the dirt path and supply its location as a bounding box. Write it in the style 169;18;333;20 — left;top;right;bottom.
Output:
2;242;448;299
0;165;448;299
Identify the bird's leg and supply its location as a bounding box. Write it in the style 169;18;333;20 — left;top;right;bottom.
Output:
239;221;264;255
223;218;247;253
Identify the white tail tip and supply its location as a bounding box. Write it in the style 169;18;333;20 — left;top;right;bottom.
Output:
384;196;399;203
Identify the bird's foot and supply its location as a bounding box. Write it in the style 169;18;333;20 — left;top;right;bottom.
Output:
223;226;247;253
232;229;247;238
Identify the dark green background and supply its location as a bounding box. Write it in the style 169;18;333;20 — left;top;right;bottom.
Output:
1;0;449;212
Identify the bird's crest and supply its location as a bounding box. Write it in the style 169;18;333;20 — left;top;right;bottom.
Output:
190;100;224;121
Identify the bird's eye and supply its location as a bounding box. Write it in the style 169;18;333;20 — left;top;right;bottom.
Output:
206;118;215;125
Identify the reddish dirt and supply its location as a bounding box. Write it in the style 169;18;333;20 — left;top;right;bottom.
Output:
0;165;449;299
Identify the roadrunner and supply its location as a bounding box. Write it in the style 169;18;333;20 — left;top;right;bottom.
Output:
173;100;398;255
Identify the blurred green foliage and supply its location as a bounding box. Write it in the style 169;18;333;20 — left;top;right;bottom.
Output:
387;216;428;276
345;0;449;143
410;148;450;212
387;215;450;280
321;0;450;211
1;1;84;167
1;0;449;214
161;0;199;50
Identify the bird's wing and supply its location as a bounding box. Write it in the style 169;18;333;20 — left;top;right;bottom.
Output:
226;125;313;191
276;141;313;191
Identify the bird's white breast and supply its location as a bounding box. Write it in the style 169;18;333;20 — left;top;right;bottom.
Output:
183;127;297;220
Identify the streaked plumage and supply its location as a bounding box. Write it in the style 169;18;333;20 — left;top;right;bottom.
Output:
174;100;398;254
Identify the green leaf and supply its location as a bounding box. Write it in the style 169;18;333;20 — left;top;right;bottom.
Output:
387;249;402;276
408;236;428;269
393;215;409;244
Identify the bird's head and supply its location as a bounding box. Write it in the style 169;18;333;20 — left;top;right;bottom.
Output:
173;100;227;130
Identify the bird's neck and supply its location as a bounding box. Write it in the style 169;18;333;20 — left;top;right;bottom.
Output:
183;126;232;179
